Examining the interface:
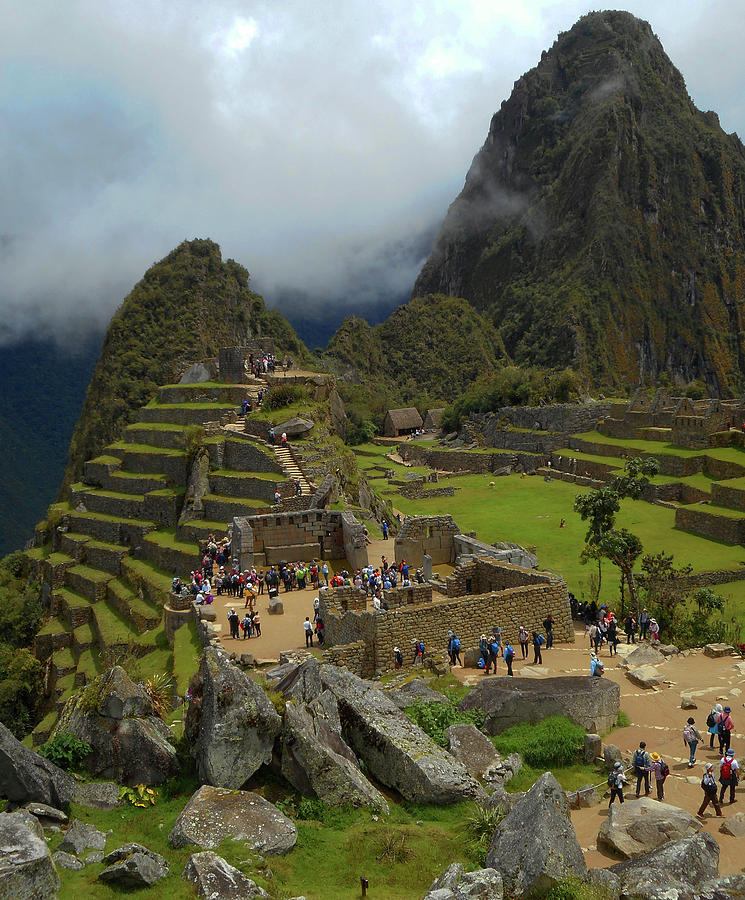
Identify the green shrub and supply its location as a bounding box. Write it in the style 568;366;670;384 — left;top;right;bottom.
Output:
262;384;309;411
491;716;584;767
39;732;92;770
544;877;608;900
405;693;485;746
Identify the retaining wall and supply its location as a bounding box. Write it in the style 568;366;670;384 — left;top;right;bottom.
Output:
675;507;745;544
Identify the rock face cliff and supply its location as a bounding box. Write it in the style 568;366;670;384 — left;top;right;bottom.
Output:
414;11;745;394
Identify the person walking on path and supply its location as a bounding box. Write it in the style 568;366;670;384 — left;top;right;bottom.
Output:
650;752;669;801
719;706;734;755
228;609;240;640
543;615;554;649
684;717;703;768
698;763;725;819
719;748;740;805
608;762;628;806
303;616;314;647
708;704;723;749
518;625;530;659
607;616;619;656
633;742;652;797
503;643;515;676
639;608;650;640
393;646;403;669
531;631;544;665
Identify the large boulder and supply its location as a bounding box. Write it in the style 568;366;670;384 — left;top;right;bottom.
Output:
169;785;297;854
446;724;502;782
621;644;665;668
183;851;269;899
320;665;483;804
0;809;60;900
99;843;169;888
53;666;179;786
610;832;719;900
73;781;122;810
704;644;735;659
0;721;76;809
720;813;745;838
185;647;282;788
386;680;449;710
626;665;664;689
424;862;503;899
281;699;389;812
58;819;108;856
275;657;322;703
598;798;702;858
485;772;586;897
459;676;619;735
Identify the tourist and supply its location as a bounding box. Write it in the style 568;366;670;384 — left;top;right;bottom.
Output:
719;748;740;805
543;614;555;649
382;520;388;539
314;618;325;645
281;431;288;445
479;634;491;673
633;742;652;797
412;639;425;665
650;752;668;801
590;652;604;677
303;616;314;647
719;707;735;755
394;646;403;669
274;489;281;505
607;616;619;656
698;763;724;818
589;621;601;652
608;762;628;806
241;613;252;639
649;618;660;643
322;561;329;586
531;631;544;665
252;611;261;636
708;704;724;749
503;643;515;676
639;608;651;641
448;632;462;666
683;717;703;768
228;609;240;640
518;625;529;659
623;613;636;644
269;427;275;445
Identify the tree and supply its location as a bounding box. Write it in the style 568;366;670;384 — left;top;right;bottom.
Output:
574;456;659;609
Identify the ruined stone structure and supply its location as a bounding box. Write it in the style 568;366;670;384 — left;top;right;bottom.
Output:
218;340;276;383
321;556;572;677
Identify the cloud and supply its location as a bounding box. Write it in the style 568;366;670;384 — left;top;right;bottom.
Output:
0;0;743;345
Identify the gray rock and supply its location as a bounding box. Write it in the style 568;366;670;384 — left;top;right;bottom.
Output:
485;772;586;897
21;802;68;825
681;694;698;710
459;676;619;735
183;850;270;899
281;700;389;812
720;812;745;837
0;721;76;810
585;868;621;900
185;647;282;788
99;844;169;888
275;657;322;703
58;819;108;855
446;724;502;781
53;666;179;786
621;644;665;668
0;809;60;899
424;862;503;899
566;785;600;809
626;665;664;688
610;832;719;900
85;851;104;864
598;798;701;858
320;665;484;804
658;644;680;657
73;781;122;810
603;744;624;770
486;753;522;785
180;363;212;384
584;734;602;763
387;679;449;709
698;875;745;900
268;598;284;615
169;785;297;854
704;644;735;658
53;850;84;871
483;784;525;816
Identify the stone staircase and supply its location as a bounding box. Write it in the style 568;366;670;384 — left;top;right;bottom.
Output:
273;444;312;495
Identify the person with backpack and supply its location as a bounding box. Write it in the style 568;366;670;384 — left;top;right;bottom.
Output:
412;639;425;666
608;761;628;807
650;752;669;801
479;634;491;674
633;742;652;797
708;704;723;749
503;643;515;676
518;625;530;659
532;631;544;665
719;748;740;805
590;653;604;677
683;717;703;768
718;706;734;755
607;616;619;656
488;638;500;674
393;646;403;669
698;762;724;819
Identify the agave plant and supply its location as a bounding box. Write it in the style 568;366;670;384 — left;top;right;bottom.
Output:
143;672;174;719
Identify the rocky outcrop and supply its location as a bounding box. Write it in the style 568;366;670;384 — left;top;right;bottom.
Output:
99;843;169;888
281;698;389;812
424;862;503;899
704;644;735;658
0;721;76;810
485;772;586;897
609;833;719;900
185;647;282;788
621;645;665;668
386;680;449;710
169;785;297;854
320;665;483;804
183;851;269;899
598;798;702;858
73;781;122;810
54;666;179;786
446;724;502;782
459;676;619;735
626;665;664;689
275;657;322;703
0;809;60;900
58;820;108;856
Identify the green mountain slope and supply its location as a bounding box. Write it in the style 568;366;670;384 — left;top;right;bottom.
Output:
61;238;304;492
414;11;745;394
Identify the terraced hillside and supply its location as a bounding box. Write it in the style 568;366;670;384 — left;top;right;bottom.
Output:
24;378;313;746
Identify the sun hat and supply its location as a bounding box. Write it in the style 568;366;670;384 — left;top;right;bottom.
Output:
614;762;622;769
651;752;661;761
706;762;714;771
725;706;732;712
393;647;399;653
726;748;735;757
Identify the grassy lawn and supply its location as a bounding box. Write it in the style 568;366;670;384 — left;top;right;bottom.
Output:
575;430;745;465
172;620;202;697
245;401;309;425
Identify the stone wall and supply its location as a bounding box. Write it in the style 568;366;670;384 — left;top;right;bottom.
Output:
394;515;461;567
341;511;369;571
401;445;541;474
452;535;538;569
138;405;235;427
675;507;745;544
158;385;249;405
445;559;558;598
208;473;291;503
712;483;745;511
479;402;612;436
223;438;284;474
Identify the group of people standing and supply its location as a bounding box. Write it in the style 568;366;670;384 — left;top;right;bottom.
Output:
584;604;660;655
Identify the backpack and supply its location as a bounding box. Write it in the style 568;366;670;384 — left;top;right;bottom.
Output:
418;642;425;654
490;643;499;655
660;761;670;779
477;657;486;669
707;712;716;728
683;725;693;742
722;758;733;781
505;647;514;659
452;638;461;651
632;749;645;774
703;772;717;794
718;717;728;735
607;771;617;788
537;634;545;645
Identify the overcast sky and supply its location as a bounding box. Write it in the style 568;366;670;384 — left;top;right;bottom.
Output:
1;0;743;346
